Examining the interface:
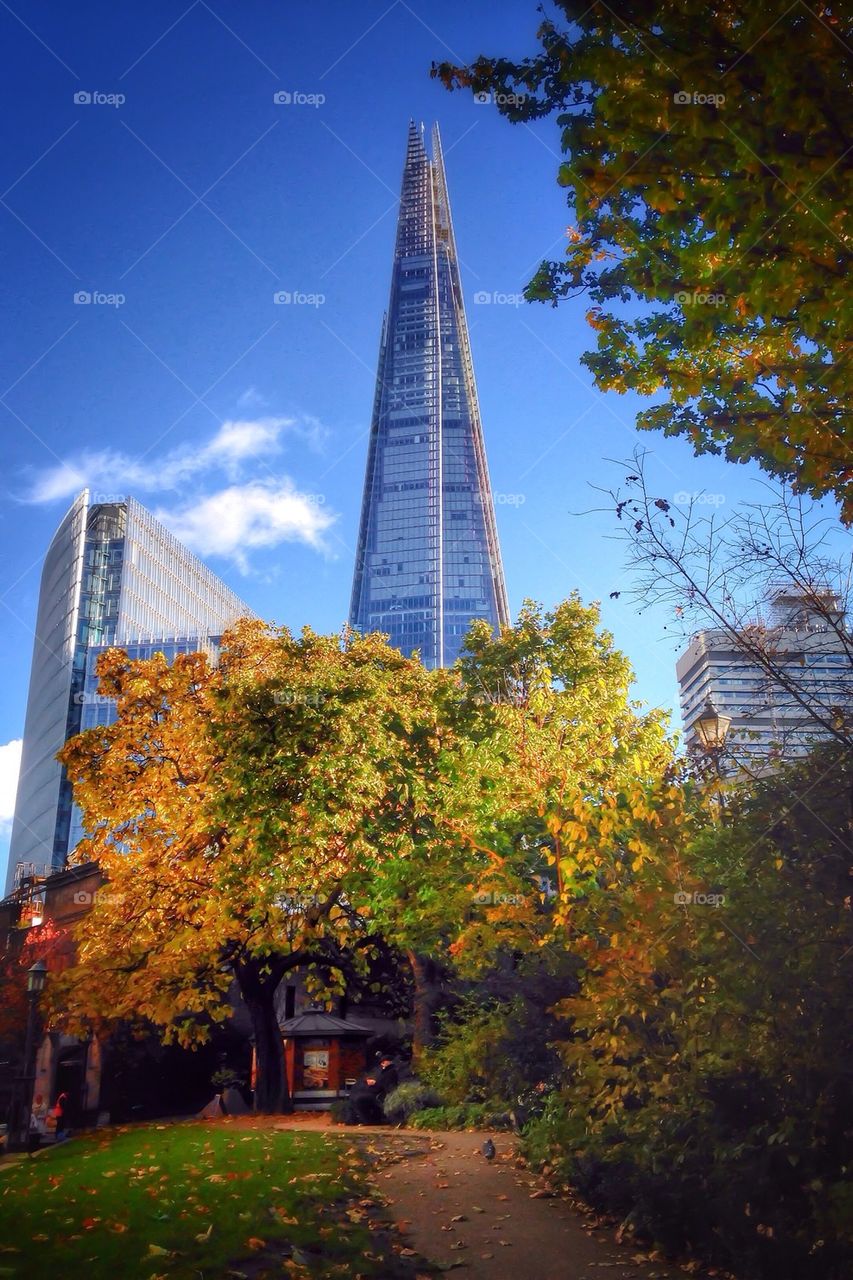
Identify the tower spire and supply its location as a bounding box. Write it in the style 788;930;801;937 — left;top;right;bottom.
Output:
349;122;509;668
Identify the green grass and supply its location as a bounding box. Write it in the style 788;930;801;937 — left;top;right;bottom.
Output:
0;1120;391;1278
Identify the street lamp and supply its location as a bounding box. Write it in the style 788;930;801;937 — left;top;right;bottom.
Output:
692;699;731;821
11;960;47;1152
693;699;731;752
27;959;47;997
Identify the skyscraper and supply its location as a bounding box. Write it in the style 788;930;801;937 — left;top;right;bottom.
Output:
677;588;853;765
349;121;509;668
5;491;252;892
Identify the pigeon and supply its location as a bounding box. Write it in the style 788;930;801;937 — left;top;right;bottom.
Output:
482;1137;496;1162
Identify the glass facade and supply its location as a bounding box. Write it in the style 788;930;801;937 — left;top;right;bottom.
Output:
5;492;252;892
349;122;509;668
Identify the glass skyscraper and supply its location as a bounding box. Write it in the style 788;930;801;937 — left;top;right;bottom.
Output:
5;491;252;892
349;121;509;668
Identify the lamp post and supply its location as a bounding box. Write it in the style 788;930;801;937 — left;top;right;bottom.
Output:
11;959;47;1152
692;699;731;819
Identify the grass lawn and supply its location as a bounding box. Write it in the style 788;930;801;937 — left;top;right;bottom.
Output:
0;1120;409;1279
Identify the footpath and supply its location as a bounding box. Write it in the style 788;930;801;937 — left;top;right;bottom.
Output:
286;1119;693;1280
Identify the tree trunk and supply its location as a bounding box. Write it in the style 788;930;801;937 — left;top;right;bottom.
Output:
408;950;443;1062
235;959;292;1114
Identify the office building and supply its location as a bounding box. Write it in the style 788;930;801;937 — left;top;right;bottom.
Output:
349;121;509;668
677;588;852;763
5;491;251;892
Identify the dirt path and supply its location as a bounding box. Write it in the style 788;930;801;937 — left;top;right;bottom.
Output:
284;1120;689;1280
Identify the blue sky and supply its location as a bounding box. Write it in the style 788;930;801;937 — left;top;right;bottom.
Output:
0;1;806;859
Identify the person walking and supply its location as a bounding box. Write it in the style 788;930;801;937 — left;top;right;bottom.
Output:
52;1092;69;1142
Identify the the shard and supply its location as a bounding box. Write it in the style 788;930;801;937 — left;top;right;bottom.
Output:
349;121;510;668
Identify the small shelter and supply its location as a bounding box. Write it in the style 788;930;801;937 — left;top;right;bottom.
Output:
279;1008;372;1108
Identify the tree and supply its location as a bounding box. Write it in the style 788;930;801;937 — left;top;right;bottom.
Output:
536;742;853;1278
401;597;692;1131
454;597;681;949
54;621;489;1112
433;2;853;518
597;454;853;757
0;920;67;1035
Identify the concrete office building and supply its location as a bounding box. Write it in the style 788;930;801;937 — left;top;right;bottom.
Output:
677;588;852;764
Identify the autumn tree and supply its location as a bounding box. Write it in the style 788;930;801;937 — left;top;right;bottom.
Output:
0;919;68;1129
434;2;853;517
529;741;853;1279
453;596;680;955
416;596;690;1112
54;621;492;1112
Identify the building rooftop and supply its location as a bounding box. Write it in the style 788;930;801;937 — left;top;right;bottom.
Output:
278;1008;372;1038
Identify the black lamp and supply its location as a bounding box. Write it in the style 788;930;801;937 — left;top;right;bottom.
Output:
693;699;731;751
27;959;47;996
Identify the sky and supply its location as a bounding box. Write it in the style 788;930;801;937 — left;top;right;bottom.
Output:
0;0;815;863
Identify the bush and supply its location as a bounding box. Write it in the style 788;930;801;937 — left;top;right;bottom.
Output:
329;1098;358;1125
410;1103;513;1131
519;747;853;1280
382;1081;443;1125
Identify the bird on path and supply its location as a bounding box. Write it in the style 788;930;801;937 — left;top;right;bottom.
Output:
481;1138;496;1162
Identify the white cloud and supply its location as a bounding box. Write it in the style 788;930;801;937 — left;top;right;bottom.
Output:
21;415;337;570
25;417;296;504
157;480;335;573
0;739;22;829
30;462;89;504
236;386;268;410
